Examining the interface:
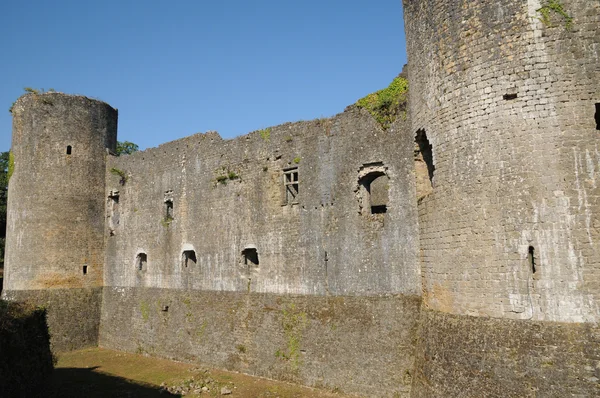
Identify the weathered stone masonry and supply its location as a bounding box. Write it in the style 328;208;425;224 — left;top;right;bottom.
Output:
3;1;600;397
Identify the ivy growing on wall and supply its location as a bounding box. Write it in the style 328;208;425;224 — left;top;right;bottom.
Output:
537;0;573;30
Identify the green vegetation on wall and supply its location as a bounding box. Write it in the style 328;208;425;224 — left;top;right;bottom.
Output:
356;75;408;130
537;0;573;29
276;303;307;372
214;167;241;186
110;167;128;185
258;128;271;142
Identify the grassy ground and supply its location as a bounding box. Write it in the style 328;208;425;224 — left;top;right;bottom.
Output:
51;348;350;397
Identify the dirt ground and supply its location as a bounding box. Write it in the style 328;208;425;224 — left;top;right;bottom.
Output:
52;347;352;398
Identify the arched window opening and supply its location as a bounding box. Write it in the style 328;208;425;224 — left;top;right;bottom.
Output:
182;250;197;268
357;162;389;216
136;253;147;271
66;145;72;155
242;248;259;267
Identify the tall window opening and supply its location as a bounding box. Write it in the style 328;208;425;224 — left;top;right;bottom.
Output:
82;265;88;275
414;129;435;200
415;129;435;184
165;199;173;220
359;172;389;214
528;246;536;275
283;167;299;205
242;248;259;267
136;253;147;271
182;250;197;268
66;145;72;155
164;190;174;222
595;103;600;130
357;163;389;216
108;190;120;234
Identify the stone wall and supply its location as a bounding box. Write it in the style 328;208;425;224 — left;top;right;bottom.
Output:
100;288;421;397
2;288;102;353
403;0;600;322
98;108;420;396
103;108;418;297
411;309;600;397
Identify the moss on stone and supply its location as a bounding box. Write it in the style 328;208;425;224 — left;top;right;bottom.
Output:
7;151;14;182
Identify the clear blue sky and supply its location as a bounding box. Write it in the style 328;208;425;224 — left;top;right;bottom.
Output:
0;0;406;152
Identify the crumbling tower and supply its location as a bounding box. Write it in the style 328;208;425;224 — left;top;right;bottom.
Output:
2;93;117;350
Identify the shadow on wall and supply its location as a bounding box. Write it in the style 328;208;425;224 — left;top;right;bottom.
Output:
0;300;54;397
49;367;180;398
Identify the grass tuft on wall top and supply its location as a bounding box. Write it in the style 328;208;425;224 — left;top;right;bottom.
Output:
356;75;408;130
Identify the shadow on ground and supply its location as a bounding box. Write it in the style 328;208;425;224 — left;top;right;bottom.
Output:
50;367;180;397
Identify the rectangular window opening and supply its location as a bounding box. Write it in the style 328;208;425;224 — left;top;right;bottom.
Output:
283;167;299;204
66;145;72;155
371;205;387;214
503;93;518;100
595;103;600;130
82;265;88;275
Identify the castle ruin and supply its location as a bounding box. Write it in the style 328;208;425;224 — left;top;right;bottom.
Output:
2;1;600;396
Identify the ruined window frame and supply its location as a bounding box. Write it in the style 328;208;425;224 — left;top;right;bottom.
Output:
283;167;299;205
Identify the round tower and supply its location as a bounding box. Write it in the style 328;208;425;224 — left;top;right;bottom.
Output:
3;92;117;291
404;0;600;322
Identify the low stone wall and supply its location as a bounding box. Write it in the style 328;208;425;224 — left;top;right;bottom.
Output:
0;300;54;397
1;288;102;353
100;287;421;397
411;309;600;398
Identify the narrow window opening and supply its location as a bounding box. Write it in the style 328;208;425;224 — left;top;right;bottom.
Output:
242;248;259;267
595;103;600;130
503;93;518;100
165;199;174;221
108;190;120;234
182;250;197;268
528;246;536;274
66;145;72;155
136;253;147;271
283;167;299;204
415;129;435;185
82;265;88;275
